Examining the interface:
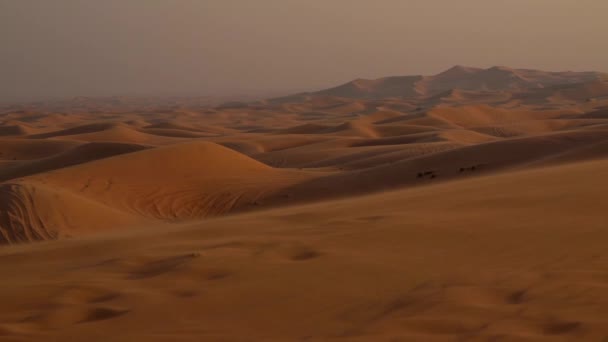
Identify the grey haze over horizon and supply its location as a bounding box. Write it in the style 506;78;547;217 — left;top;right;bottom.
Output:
2;0;607;103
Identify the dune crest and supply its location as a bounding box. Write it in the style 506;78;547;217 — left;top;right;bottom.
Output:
273;66;607;101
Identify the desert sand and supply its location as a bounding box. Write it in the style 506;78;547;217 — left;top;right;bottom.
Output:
0;66;607;341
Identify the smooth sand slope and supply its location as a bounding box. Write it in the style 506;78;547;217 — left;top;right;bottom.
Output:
0;159;607;341
0;141;313;244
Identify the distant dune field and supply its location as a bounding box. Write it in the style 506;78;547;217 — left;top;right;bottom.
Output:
0;66;607;341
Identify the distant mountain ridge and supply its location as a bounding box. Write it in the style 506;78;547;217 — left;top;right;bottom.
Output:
273;66;608;101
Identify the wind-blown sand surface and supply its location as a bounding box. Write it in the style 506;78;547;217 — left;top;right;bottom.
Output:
0;66;607;340
1;160;607;341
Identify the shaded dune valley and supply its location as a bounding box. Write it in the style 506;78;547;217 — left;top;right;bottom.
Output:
1;66;608;341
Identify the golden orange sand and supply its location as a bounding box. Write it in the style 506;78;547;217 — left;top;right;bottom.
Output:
0;66;607;340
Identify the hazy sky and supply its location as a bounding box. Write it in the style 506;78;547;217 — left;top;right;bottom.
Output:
2;0;607;102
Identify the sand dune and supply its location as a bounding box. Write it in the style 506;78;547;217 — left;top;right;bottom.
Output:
1;66;606;243
548;80;608;102
143;121;235;135
581;107;608;119
0;182;147;244
0;142;148;182
0;142;313;242
29;122;126;139
1;66;608;340
0;159;606;340
282;129;608;201
30;123;185;145
276;123;336;135
0;139;81;160
0;124;35;136
427;105;572;128
137;128;209;138
315;76;423;99
275;66;607;101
